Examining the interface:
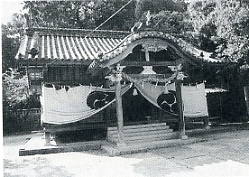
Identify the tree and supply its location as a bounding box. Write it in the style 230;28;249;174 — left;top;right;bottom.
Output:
132;0;190;34
134;0;186;19
21;0;189;32
186;0;249;61
2;26;18;72
22;0;136;31
2;13;27;72
2;68;29;109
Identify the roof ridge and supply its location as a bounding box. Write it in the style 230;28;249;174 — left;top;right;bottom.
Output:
28;27;130;33
26;27;130;38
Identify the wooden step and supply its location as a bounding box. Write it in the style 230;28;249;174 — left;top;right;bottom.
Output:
107;123;167;131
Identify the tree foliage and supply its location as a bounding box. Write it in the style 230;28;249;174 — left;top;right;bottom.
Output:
134;0;186;19
23;0;136;31
132;0;190;34
186;0;249;61
21;0;190;32
2;68;29;109
2;28;19;71
2;13;27;71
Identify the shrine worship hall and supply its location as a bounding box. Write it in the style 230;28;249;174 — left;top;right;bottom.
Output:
16;27;222;153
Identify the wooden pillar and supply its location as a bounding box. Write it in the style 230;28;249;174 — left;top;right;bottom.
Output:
44;131;51;145
204;90;210;129
175;80;188;140
114;65;126;146
145;46;150;62
244;86;249;117
203;116;210;129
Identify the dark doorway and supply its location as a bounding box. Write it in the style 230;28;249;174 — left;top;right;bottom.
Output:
122;87;154;122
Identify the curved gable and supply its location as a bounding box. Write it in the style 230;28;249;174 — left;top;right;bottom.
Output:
100;31;196;67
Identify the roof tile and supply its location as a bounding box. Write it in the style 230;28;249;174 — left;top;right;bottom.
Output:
16;28;126;62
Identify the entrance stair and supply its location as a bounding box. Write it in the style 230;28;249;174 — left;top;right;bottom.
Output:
106;123;178;144
103;122;179;156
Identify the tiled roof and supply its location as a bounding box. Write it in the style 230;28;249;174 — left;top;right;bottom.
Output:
16;28;129;62
16;27;223;65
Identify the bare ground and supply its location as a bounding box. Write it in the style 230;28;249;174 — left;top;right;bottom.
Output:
3;130;249;177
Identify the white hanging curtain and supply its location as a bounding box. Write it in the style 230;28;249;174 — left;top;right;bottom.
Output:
41;84;131;125
124;73;178;116
181;83;209;118
125;73;209;118
133;81;178;116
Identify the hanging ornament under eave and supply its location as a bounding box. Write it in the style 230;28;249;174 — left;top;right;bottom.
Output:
132;88;138;96
141;66;157;74
176;72;188;81
163;83;169;94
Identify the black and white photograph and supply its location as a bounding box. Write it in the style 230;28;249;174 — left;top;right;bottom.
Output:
2;0;249;176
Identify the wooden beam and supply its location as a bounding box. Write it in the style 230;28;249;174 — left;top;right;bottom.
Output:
17;59;92;66
120;60;183;66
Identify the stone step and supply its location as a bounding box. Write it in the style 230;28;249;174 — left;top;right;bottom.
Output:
102;138;199;156
108;132;178;143
107;123;167;131
108;129;173;139
107;126;171;136
106;122;177;144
